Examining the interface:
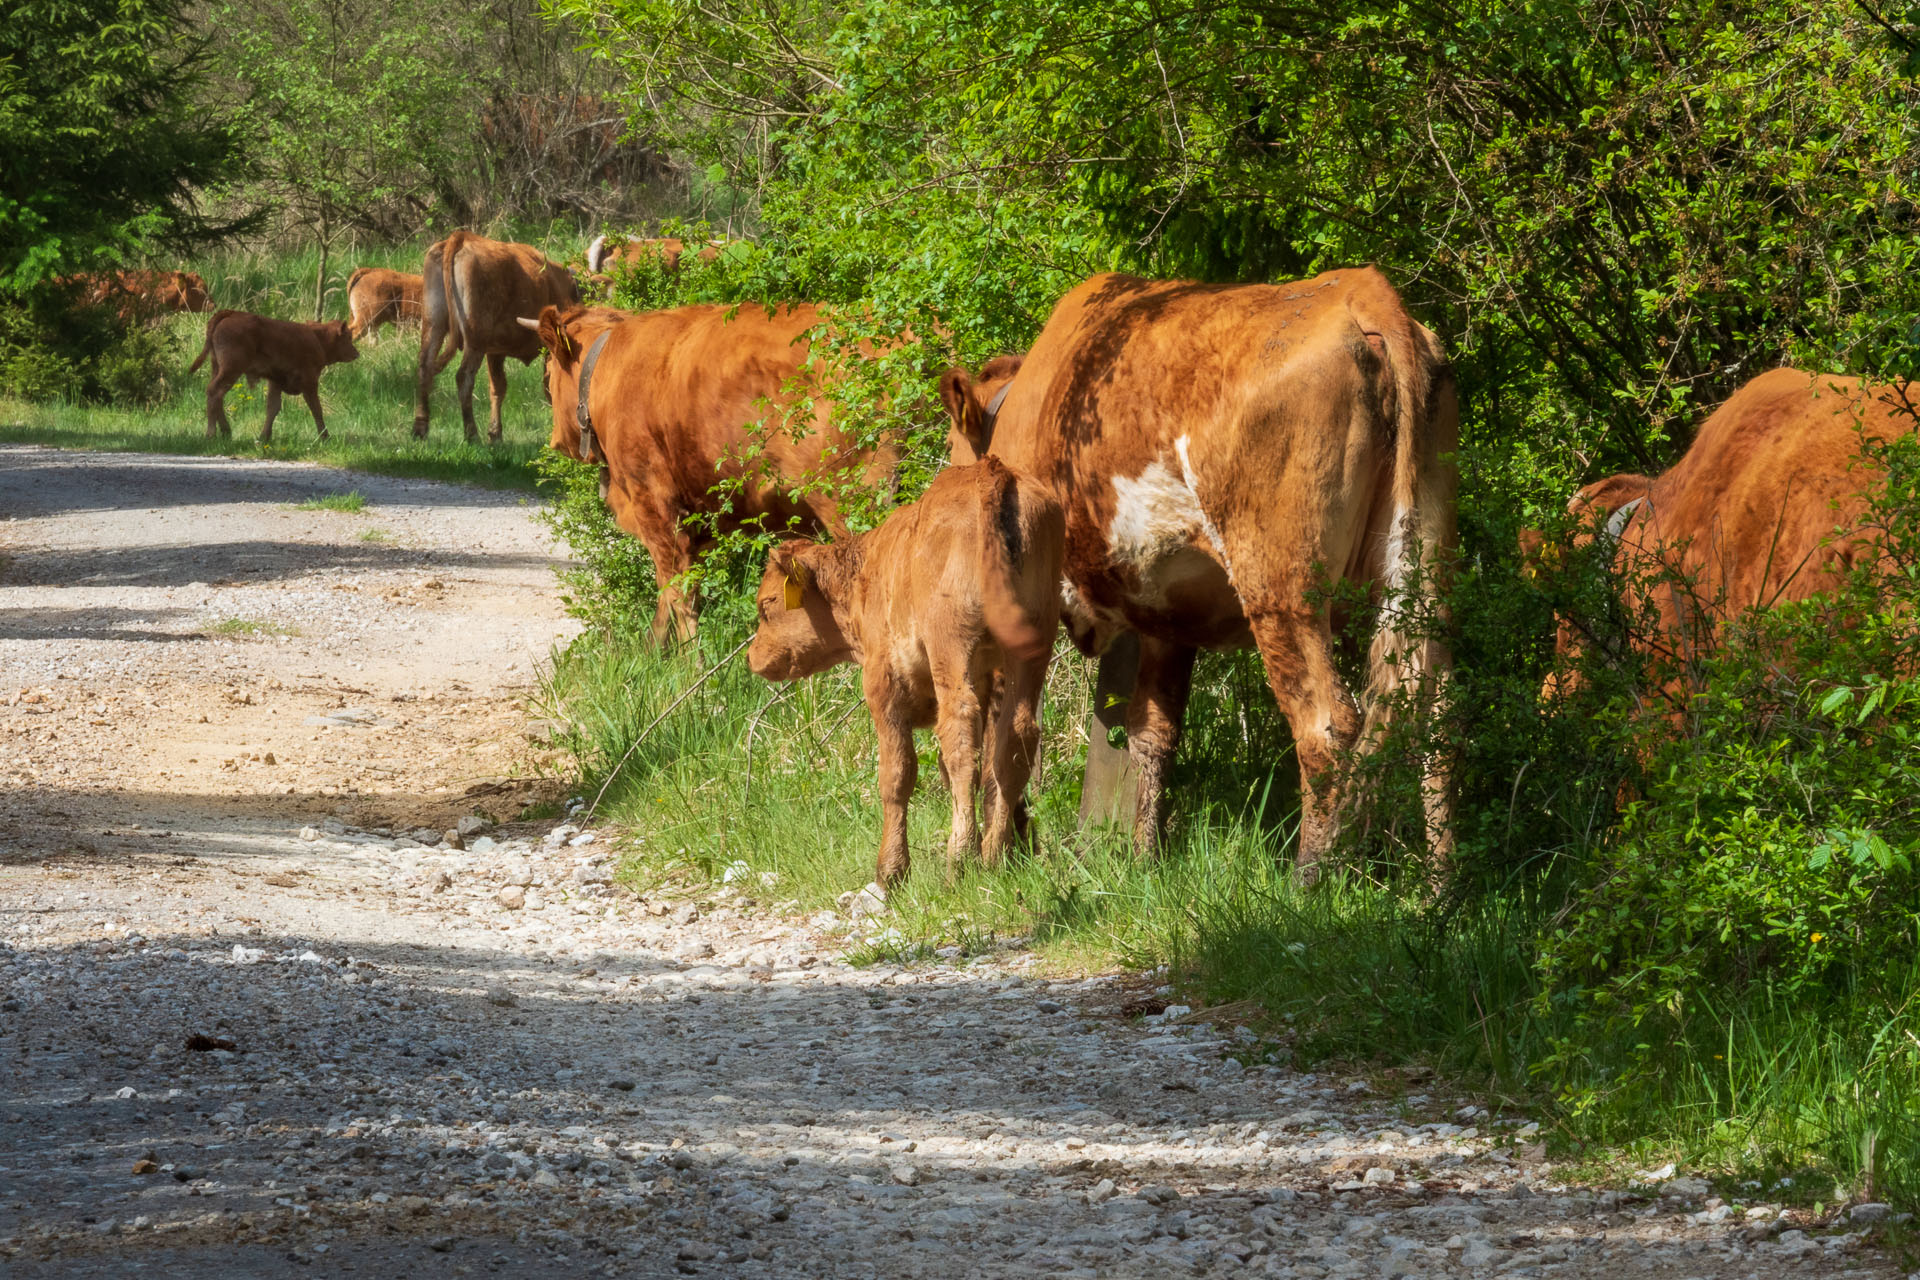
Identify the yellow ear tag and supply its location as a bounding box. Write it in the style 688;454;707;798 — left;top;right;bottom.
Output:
783;577;804;611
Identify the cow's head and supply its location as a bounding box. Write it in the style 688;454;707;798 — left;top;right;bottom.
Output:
938;355;1025;465
319;321;359;365
1523;471;1656;697
521;304;624;461
747;540;857;681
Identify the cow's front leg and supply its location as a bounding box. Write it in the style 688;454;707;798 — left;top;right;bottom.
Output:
259;382;283;444
302;388;328;441
1126;636;1197;856
453;349;483;442
485;353;508;443
867;669;917;891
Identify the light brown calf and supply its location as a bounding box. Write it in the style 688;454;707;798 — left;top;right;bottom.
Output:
187;310;359;442
747;457;1065;889
345;268;424;341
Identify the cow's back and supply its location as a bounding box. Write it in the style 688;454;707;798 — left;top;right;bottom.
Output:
590;302;867;531
1624;368;1915;610
443;234;579;360
987;269;1444;647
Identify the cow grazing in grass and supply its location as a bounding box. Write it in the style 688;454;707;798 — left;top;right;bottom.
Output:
1530;368;1920;694
413;232;578;442
748;456;1065;889
188;310;359;442
523;301;900;643
345;268;424;342
941;269;1458;873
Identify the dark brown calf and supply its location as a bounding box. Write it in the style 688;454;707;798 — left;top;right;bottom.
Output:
747;457;1065;890
188;310;358;442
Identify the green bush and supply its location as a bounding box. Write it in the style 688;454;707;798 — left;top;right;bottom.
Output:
0;290;182;406
1538;431;1920;1107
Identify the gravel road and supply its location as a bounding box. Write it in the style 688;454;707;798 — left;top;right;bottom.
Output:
0;445;1906;1278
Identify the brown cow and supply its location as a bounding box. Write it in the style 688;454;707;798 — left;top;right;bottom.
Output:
747;456;1065;889
413;232;579;442
941;270;1457;872
1534;368;1918;694
584;235;724;275
69;269;212;321
345;268;424;342
187;310;359;442
524;301;901;643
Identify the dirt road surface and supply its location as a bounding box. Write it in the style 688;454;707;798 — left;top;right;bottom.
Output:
0;446;1902;1278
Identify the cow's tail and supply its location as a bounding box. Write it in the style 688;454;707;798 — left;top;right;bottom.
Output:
441;230;476;357
1346;277;1457;862
186;309;238;374
1347;284;1456;739
977;455;1063;661
346;267;370;292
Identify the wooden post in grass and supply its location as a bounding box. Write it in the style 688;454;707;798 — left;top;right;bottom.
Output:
1078;630;1141;831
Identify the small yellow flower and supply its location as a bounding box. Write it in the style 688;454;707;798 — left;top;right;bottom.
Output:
1811;933;1824;943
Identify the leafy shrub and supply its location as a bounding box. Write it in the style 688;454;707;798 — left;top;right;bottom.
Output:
1539;430;1920;1092
532;449;658;638
0;289;181;405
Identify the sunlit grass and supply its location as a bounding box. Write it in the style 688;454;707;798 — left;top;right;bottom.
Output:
297;489;366;512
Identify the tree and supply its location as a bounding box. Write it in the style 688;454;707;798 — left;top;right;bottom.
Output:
0;0;249;291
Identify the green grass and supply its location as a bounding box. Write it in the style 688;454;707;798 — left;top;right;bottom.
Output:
0;237;588;489
297;489;366;512
358;526;393;543
204;617;296;638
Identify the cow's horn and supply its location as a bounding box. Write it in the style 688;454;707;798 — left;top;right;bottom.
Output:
516;316;541;331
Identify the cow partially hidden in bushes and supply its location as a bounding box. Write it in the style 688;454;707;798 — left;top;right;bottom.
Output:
520;301;900;644
69;269;211;322
187;310;358;442
414;231;578;442
345;268;424;343
1528;368;1920;696
583;235;721;275
940;269;1459;873
748;456;1066;889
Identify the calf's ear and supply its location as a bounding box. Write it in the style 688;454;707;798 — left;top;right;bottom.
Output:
939;367;985;464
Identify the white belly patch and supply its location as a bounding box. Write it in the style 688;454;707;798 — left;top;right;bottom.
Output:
1107;436;1232;596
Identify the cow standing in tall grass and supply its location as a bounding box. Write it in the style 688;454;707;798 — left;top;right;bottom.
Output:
413;232;578;442
748;456;1065;889
942;269;1458;873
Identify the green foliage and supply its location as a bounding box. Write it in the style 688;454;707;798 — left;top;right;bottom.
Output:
0;288;183;405
1538;431;1920;1105
295;490;367;512
0;0;250;291
532;449;660;637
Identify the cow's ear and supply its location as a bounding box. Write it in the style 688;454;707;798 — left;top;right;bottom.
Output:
939;367;984;464
538;306;577;370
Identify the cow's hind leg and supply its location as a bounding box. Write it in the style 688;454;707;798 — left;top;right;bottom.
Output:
983;655;1047;866
1126;636;1197;856
931;665;985;881
1245;607;1360;880
453;349;484;443
302;388;328;441
259;382;283;443
484;354;508;444
204;366;238;439
867;671;917;891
